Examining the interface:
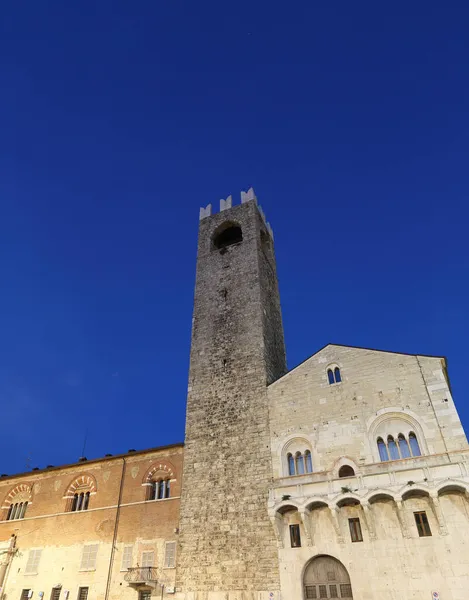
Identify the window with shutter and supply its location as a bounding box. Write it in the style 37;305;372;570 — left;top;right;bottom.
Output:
141;551;154;568
164;541;176;568
25;549;42;574
20;590;30;600
50;588;61;600
77;588;88;600
80;545;99;570
121;546;133;571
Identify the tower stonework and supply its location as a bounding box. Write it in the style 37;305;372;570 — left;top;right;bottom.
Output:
176;193;286;599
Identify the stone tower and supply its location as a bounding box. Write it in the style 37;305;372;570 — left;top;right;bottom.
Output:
176;189;287;600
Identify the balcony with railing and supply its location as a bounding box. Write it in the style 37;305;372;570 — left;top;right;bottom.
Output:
124;567;158;585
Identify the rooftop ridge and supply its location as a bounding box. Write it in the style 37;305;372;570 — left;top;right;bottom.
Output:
199;187;274;238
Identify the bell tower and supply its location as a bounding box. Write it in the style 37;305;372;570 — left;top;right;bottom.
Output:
176;189;286;600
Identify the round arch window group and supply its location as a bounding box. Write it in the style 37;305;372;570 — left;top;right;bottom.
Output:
377;432;421;461
287;450;313;476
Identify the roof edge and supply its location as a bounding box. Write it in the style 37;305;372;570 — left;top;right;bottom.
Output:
0;442;185;484
269;343;447;387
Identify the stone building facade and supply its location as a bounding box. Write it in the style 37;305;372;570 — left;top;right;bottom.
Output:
0;190;468;600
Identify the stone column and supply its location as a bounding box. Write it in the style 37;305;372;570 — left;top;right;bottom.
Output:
328;506;344;544
394;500;410;538
269;513;285;549
429;492;448;536
299;509;313;547
361;501;376;540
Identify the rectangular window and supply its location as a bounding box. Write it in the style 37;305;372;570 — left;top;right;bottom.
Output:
20;590;31;600
329;585;338;598
80;544;98;570
25;549;42;574
141;551;154;568
164;541;176;568
289;524;301;548
50;588;61;600
318;585;327;599
340;584;353;598
139;592;151;600
305;586;316;599
77;588;88;600
121;546;133;571
414;511;432;537
348;518;363;542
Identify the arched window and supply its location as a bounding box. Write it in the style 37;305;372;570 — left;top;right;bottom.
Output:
287;453;295;476
377;437;389;461
304;450;313;473
213;224;243;250
327;366;342;385
409;432;421;457
376;429;424;462
3;484;32;521
71;491;90;512
64;474;97;512
387;436;400;460
295;452;305;475
7;502;28;521
283;439;313;476
371;412;426;463
338;465;355;478
149;479;171;501
398;434;411;459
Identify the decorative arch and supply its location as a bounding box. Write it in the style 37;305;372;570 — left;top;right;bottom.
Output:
142;461;176;484
398;484;431;501
332;457;359;478
143;461;176;501
436;479;469;496
334;493;362;508
366;489;396;504
64;473;97;497
303;498;330;511
272;500;301;515
2;484;32;521
368;409;428;462
63;473;97;512
303;555;353;599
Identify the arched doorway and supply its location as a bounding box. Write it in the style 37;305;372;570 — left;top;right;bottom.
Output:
304;555;353;599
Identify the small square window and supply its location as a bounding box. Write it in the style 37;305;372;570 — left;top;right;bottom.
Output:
289;524;301;548
414;511;432;537
348;518;363;542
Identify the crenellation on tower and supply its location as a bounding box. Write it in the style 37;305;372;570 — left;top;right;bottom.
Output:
200;187;274;239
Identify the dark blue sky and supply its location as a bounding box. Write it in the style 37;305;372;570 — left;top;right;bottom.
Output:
0;1;468;474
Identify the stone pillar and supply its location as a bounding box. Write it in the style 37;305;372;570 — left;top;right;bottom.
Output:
394;500;410;538
361;502;376;540
269;513;285;549
299;509;313;547
430;492;448;535
328;506;344;544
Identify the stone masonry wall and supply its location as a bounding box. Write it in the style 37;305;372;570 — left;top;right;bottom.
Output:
176;200;286;596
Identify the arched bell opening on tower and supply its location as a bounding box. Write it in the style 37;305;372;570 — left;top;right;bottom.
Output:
212;222;243;250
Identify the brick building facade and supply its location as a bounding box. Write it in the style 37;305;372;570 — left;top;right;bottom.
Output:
0;190;468;600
